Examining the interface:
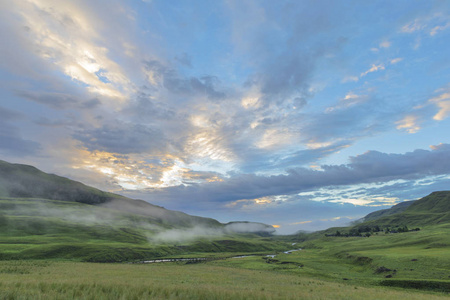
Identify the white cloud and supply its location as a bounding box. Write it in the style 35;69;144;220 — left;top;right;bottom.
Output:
379;41;391;48
390;58;403;64
395;115;421;134
13;0;131;100
429;90;450;121
401;19;424;33
342;76;359;83
430;22;450;36
360;64;385;77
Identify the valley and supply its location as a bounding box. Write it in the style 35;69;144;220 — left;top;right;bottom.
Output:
0;160;449;299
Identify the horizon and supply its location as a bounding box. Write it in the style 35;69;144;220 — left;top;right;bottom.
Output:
1;0;449;234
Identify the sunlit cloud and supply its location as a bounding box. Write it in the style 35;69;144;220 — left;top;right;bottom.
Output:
396;115;421;134
325;92;368;113
329;196;399;207
290;220;312;225
256;128;293;149
14;0;131;101
429;90;450;121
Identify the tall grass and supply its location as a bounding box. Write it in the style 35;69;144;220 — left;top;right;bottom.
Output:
0;260;447;300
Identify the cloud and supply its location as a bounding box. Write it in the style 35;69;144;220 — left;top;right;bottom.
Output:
143;60;225;100
0;106;22;121
395;115;421;133
175;52;192;67
390;58;403;64
360;64;385;77
401;19;425;33
0;122;41;156
145;144;450;206
379;41;391;48
342;76;359;83
430;22;450;36
325;92;368;113
74;122;166;154
16;91;79;110
429;89;450;121
6;0;131;100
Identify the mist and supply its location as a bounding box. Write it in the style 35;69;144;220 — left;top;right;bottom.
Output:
150;221;276;244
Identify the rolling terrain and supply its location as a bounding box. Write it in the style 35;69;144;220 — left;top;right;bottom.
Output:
0;160;285;262
0;159;449;298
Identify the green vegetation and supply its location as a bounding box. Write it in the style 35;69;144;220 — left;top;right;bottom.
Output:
0;260;448;300
0;197;288;262
0;160;287;262
0;160;449;298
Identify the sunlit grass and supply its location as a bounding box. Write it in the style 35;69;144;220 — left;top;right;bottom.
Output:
0;260;447;300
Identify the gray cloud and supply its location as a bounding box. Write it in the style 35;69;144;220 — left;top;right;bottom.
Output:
144;60;225;100
175;52;192;68
74;123;166;154
145;144;450;205
123;93;176;122
17;90;79;110
0;122;41;156
0;106;22;121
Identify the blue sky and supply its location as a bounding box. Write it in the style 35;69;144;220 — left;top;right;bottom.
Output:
0;0;449;233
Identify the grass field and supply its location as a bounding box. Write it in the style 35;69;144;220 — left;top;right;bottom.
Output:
0;260;448;300
0;224;449;299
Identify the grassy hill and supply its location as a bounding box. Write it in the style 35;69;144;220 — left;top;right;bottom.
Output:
361;200;415;223
356;191;450;229
270;192;450;293
0;160;287;262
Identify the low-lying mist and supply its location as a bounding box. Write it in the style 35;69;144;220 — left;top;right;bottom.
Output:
1;199;276;244
150;222;276;243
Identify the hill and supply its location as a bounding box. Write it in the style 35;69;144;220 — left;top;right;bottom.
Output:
0;160;286;261
357;191;450;229
361;200;415;223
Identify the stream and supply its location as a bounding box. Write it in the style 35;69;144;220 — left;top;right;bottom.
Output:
136;248;302;264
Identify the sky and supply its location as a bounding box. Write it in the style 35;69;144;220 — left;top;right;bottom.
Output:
0;0;450;234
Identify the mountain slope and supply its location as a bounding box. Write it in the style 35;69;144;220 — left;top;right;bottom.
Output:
407;191;450;213
362;200;415;222
0;160;286;261
0;160;220;228
355;191;450;229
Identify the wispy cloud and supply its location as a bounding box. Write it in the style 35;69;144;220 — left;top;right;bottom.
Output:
429;89;450;121
396;115;421;134
360;64;385;77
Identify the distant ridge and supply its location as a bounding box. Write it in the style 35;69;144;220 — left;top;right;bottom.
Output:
357;191;450;228
361;200;415;223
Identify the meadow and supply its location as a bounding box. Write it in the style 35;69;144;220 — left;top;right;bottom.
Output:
1;224;449;299
0;259;448;300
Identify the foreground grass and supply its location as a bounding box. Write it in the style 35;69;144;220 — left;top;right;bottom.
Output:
0;260;448;300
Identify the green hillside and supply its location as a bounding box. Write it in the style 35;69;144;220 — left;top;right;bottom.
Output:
362;200;415;222
358;191;450;229
0;160;287;262
271;191;450;293
407;191;450;213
